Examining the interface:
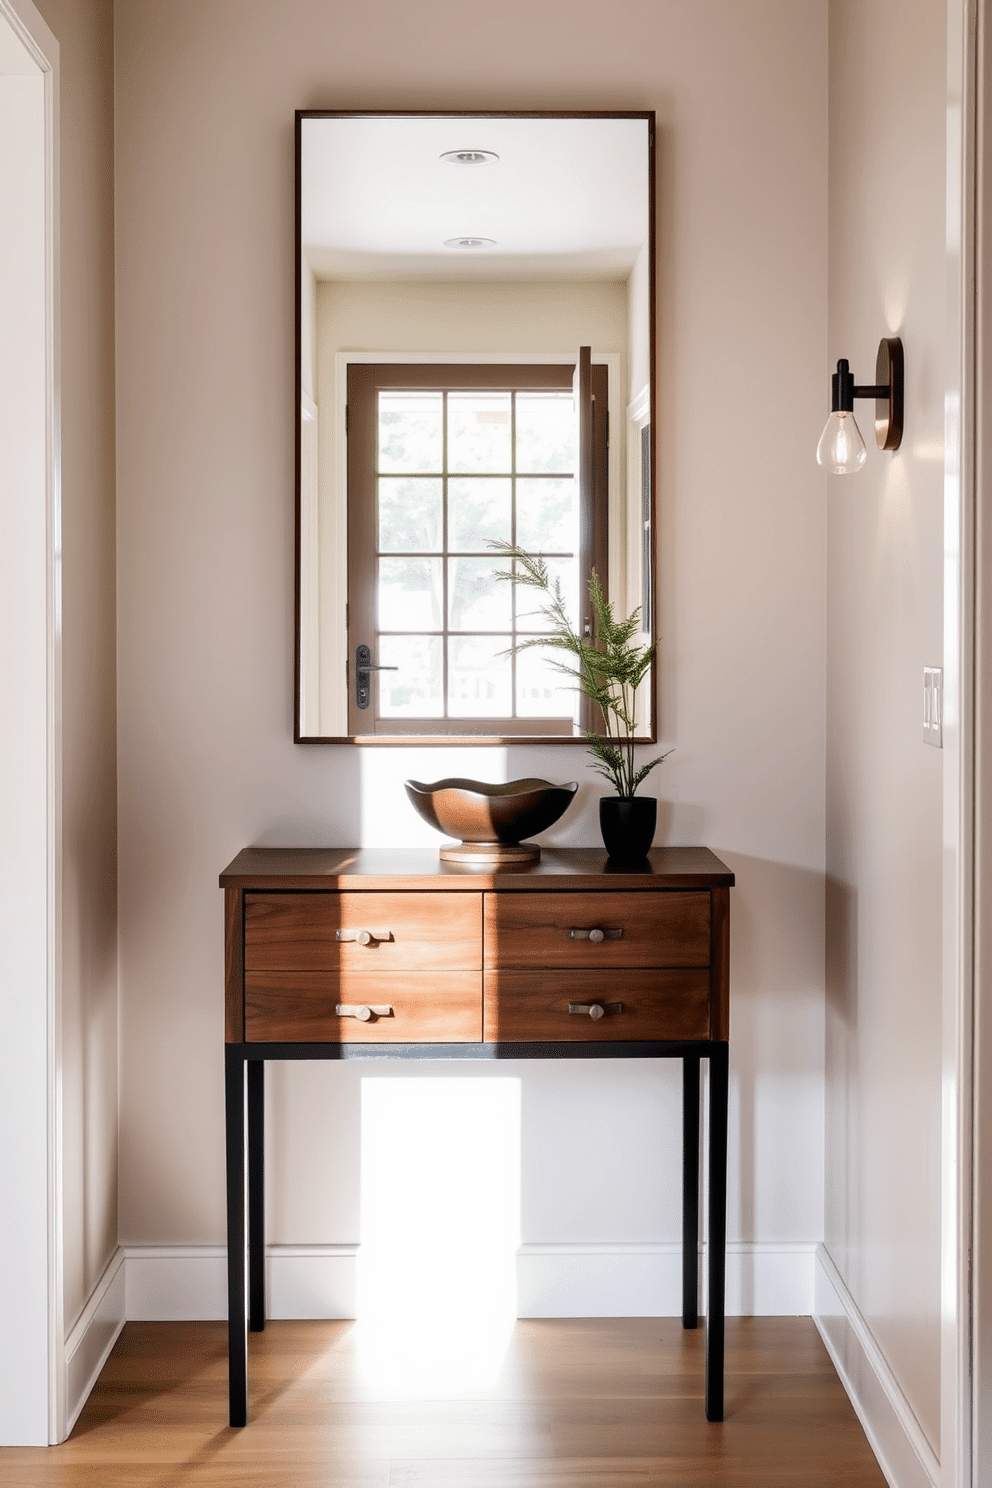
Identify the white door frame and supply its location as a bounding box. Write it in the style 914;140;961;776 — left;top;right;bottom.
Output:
966;0;992;1482
945;0;984;1484
0;0;62;1447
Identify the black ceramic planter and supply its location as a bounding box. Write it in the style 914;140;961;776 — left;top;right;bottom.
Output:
599;795;657;862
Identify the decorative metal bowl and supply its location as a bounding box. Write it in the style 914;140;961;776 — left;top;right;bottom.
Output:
404;777;579;864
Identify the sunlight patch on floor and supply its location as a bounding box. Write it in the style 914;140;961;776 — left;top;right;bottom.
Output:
355;1076;520;1396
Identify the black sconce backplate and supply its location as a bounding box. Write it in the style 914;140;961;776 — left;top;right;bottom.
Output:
874;337;903;450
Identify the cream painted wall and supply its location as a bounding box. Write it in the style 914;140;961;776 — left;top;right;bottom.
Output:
33;0;118;1336
312;276;628;733
114;0;827;1275
824;0;945;1455
316;278;626;361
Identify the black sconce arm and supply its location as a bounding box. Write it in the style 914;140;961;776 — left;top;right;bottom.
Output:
828;338;903;449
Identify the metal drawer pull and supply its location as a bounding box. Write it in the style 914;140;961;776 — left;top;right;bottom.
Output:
335;1004;393;1022
569;927;623;943
568;1002;624;1020
335;928;393;945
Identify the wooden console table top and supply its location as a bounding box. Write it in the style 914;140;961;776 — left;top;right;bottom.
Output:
220;844;735;891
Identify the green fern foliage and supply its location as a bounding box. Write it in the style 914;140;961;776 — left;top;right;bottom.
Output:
489;540;671;797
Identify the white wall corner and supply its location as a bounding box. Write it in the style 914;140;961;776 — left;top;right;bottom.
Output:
814;1245;939;1488
516;1240;816;1318
63;1250;124;1440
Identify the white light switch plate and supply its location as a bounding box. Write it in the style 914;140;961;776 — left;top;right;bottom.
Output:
923;667;942;748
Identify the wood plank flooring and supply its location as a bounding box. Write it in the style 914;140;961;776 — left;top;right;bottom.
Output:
0;1318;888;1487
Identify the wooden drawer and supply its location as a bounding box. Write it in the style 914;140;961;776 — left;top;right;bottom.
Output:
245;892;482;972
483;969;711;1042
245;970;482;1042
484;891;710;969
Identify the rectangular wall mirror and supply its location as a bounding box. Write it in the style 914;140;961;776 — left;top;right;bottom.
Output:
296;110;656;743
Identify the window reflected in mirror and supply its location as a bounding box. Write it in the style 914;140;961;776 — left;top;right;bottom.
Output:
347;363;607;735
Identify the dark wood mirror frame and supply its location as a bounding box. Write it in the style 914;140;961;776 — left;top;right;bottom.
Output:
294;109;657;745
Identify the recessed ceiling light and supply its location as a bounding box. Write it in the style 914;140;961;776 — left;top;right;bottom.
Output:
444;236;497;250
439;149;499;165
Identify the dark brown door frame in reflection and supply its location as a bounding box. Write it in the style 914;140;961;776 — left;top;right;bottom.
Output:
346;361;608;737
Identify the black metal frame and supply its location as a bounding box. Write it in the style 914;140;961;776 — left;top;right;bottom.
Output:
224;1037;729;1427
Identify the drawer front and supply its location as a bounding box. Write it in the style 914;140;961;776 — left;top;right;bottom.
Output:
484;891;710;969
484;969;711;1042
245;892;482;972
245;970;482;1043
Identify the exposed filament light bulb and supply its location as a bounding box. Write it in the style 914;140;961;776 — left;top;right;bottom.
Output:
816;410;867;474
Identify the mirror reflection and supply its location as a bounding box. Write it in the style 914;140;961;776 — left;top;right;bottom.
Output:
297;112;655;742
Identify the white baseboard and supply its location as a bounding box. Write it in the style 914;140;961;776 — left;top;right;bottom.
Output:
814;1245;938;1488
63;1249;125;1439
125;1246;229;1321
124;1244;359;1321
63;1240;817;1432
266;1245;358;1319
121;1240;813;1322
517;1240;815;1317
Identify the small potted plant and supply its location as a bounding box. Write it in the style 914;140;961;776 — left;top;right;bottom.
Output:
491;542;670;861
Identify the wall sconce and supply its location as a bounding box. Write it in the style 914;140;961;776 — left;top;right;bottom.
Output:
816;336;903;473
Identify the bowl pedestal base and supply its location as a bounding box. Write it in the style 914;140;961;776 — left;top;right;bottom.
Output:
439;841;541;865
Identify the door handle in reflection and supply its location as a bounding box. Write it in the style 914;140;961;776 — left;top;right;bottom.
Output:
355;644;398;710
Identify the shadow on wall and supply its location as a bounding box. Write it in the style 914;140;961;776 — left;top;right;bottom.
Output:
118;745;365;1242
716;852;826;1293
824;873;858;1030
64;800;120;1319
822;872;860;1267
250;750;365;851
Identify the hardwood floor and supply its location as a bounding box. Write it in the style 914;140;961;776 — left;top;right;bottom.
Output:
0;1318;888;1486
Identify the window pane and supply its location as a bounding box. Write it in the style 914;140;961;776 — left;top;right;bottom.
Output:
379;392;443;474
516;391;575;474
449;477;511;552
377;635;443;718
515;643;579;720
515;477;578;553
379;477;442;552
378;557;442;630
448;392;512;473
449;557;512;631
513;557;580;633
448;636;512;717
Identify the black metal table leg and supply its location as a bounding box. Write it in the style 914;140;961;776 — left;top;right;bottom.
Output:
248;1060;265;1332
705;1041;729;1421
682;1054;700;1329
225;1045;248;1427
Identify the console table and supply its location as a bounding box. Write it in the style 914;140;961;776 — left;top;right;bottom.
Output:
220;846;734;1427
